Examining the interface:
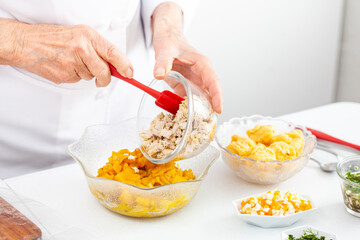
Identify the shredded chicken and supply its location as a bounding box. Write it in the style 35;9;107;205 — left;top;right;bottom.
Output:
140;98;215;159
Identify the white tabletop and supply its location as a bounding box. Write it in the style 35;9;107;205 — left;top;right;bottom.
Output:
4;102;360;240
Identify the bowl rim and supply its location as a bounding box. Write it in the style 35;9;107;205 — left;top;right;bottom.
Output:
66;120;220;191
232;191;317;218
336;155;360;189
136;71;194;164
215;115;316;164
281;225;337;239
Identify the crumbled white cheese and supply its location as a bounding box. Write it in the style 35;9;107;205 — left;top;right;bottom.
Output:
240;190;312;216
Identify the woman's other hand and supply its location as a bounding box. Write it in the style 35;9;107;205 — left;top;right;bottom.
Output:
1;18;133;87
151;3;223;114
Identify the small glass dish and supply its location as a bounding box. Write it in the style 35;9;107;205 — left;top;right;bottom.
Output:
232;192;317;228
67;119;219;218
281;225;336;240
336;155;360;217
215;115;316;184
137;71;217;164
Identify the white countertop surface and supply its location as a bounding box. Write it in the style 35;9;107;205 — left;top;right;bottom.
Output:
4;102;360;240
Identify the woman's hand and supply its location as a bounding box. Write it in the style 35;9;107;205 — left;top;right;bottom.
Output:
0;18;133;87
151;3;223;114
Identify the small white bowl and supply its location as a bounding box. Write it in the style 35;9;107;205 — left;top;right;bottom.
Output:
232;192;317;228
281;225;336;239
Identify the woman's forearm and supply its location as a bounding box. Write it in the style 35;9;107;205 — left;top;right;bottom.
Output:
151;2;183;39
0;18;24;66
0;18;133;86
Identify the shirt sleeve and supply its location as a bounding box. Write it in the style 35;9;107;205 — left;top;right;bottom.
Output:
141;0;199;48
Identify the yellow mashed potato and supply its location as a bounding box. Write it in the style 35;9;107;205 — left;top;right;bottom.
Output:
249;143;276;161
246;125;275;146
226;135;256;157
272;130;304;157
269;142;297;161
226;124;304;161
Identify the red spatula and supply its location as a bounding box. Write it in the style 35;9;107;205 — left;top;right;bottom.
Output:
109;64;184;115
307;127;360;151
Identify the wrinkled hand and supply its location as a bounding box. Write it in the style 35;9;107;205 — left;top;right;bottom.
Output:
152;4;223;114
9;21;133;87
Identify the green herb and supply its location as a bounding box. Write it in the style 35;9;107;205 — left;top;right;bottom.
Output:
343;170;360;213
287;228;332;240
345;170;360;184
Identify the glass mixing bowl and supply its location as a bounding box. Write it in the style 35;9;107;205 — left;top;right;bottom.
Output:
337;155;360;217
67;119;220;218
137;71;217;164
215;115;316;185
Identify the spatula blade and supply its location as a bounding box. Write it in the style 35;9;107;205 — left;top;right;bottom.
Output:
155;90;184;115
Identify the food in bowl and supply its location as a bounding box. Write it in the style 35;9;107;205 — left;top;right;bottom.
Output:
226;124;304;161
337;155;360;217
238;190;312;216
92;147;197;217
282;226;336;240
287;229;333;240
343;170;360;213
140;98;216;159
137;71;217;164
67;118;219;218
97;148;195;187
88;184;192;218
232;190;317;228
215;116;316;184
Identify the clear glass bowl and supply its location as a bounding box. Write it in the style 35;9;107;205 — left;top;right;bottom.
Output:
215;115;316;185
67;119;220;218
336;155;360;217
137;71;217;164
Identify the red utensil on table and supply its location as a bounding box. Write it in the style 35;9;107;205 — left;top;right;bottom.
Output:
109;64;184;115
307;127;360;151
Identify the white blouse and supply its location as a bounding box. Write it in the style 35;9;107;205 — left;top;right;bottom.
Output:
0;0;196;178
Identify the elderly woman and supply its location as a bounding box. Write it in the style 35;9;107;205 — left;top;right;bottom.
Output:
0;1;223;178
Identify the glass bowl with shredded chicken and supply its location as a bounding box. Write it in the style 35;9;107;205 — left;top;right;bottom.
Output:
67;119;220;217
137;71;217;164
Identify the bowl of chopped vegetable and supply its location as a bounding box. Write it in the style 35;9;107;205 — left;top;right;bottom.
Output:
67;118;219;217
281;225;336;240
232;190;317;228
216;116;316;184
336;155;360;217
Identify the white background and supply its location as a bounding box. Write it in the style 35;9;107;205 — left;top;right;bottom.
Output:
186;0;345;122
337;0;360;102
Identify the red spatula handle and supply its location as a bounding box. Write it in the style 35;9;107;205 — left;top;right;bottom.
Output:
307;127;360;151
109;64;161;99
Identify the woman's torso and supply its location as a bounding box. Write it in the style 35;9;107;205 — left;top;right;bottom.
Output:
0;0;154;178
